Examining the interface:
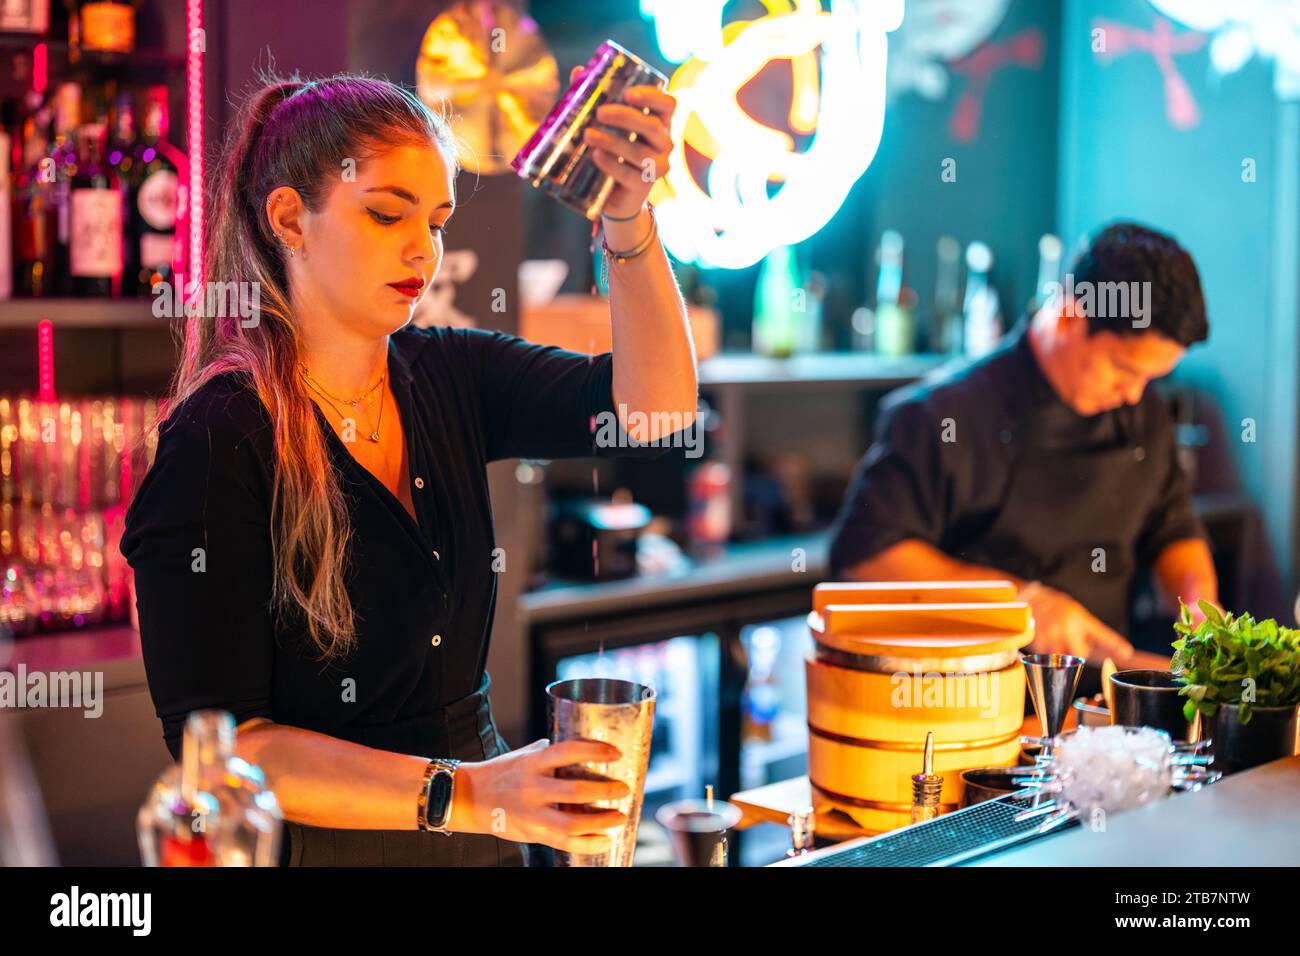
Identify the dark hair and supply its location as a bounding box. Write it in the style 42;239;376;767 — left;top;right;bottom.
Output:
163;72;458;663
1068;222;1208;347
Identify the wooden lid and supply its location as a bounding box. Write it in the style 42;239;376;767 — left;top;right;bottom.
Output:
810;601;1034;658
812;581;1018;616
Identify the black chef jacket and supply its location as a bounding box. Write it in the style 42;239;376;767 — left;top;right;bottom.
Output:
828;322;1205;635
121;323;672;778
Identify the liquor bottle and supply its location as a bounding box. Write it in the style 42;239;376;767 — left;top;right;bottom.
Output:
0;0;50;32
137;710;283;867
931;235;963;354
752;245;801;358
1030;233;1063;316
873;230;914;357
794;270;824;355
133;85;178;296
108;89;140;294
68;121;122;297
12;106;56;296
69;0;134;66
962;241;1002;358
48;81;81;296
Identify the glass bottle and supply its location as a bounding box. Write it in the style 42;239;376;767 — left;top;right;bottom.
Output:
962;241;1002;358
68;120;121;297
931;235;963;355
13;104;56;296
107;89;139;295
137;710;283;867
132;85;177;296
48;81;81;296
873;230;913;357
752;245;801;358
70;0;135;67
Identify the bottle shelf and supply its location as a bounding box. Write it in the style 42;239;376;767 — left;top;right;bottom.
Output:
0;34;186;70
698;351;947;389
0;297;172;329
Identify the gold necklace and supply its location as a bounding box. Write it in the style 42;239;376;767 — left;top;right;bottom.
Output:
301;368;386;443
298;362;386;408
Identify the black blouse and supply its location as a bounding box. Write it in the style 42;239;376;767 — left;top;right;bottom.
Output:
122;324;670;762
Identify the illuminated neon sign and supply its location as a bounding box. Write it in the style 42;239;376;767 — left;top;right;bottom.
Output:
1146;0;1300;98
641;0;903;269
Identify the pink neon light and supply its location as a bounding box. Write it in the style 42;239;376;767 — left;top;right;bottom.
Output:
33;42;47;95
948;28;1045;144
37;320;55;402
186;0;205;325
1094;17;1206;130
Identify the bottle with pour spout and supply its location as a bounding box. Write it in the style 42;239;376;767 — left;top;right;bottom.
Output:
137;710;283;866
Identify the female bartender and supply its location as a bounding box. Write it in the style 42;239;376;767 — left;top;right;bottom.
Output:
120;71;697;866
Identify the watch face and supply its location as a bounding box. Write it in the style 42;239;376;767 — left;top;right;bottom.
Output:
425;771;453;829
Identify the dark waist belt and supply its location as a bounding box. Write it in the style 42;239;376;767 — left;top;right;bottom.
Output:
331;671;497;758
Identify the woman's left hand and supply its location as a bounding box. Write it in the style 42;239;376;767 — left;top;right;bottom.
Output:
573;67;676;220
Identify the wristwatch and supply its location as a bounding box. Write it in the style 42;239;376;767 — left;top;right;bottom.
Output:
417;758;460;834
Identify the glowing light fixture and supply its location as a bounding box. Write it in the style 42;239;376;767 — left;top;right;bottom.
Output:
37;320;54;402
186;0;204;297
641;0;903;269
1147;0;1300;97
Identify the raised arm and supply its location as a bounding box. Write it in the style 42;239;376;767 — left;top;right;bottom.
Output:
583;82;698;442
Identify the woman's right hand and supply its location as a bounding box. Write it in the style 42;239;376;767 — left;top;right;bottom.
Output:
450;738;631;853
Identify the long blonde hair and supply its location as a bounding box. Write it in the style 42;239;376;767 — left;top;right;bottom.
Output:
164;72;457;662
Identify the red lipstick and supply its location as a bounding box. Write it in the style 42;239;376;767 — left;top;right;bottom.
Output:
387;277;425;298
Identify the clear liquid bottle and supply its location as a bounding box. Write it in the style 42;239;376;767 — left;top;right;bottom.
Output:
873;230;913;357
137;710;283;867
931;235;963;354
752;245;801;358
962;241;1002;358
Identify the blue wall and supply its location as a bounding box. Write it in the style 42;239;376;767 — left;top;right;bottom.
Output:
1058;0;1300;586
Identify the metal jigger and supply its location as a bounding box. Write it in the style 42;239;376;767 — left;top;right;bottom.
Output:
546;678;656;867
655;797;743;867
1021;653;1085;756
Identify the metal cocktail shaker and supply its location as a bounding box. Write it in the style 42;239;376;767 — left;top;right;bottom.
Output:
511;39;668;220
546;677;656;866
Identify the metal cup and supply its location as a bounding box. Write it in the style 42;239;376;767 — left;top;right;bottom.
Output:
546;677;656;866
1109;669;1199;743
512;39;668;220
1022;653;1084;753
959;767;1029;808
655;799;743;867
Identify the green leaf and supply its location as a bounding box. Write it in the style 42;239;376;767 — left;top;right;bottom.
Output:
1166;604;1300;717
1198;599;1222;625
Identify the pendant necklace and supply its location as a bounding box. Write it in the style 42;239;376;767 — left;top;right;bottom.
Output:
300;364;386;442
